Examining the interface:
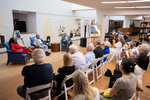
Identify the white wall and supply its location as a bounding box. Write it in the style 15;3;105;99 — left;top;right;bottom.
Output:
27;12;37;33
0;0;96;46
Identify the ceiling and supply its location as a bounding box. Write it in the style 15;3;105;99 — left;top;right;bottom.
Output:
62;0;150;9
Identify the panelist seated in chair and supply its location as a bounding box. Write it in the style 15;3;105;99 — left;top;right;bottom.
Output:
61;33;72;51
17;49;53;99
9;37;33;55
33;34;51;56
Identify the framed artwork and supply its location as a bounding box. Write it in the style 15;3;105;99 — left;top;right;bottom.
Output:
88;25;101;37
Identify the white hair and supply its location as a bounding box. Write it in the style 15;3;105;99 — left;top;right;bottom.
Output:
32;49;45;63
141;44;150;55
69;45;78;53
104;41;111;47
87;43;94;51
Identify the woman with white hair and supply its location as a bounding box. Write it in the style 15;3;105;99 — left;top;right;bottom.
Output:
103;41;111;62
110;35;125;54
69;45;86;70
17;49;53;99
72;70;100;100
84;43;95;63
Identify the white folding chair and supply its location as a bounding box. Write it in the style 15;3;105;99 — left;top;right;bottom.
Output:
25;81;53;100
94;57;104;81
54;73;74;100
128;92;136;100
102;54;109;75
109;47;121;63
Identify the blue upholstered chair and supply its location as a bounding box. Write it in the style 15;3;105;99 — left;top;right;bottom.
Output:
3;41;30;65
61;36;73;50
29;36;36;46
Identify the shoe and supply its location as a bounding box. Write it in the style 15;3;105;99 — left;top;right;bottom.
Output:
146;86;150;89
46;52;51;56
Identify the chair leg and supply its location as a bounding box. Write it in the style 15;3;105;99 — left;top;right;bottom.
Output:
6;62;9;65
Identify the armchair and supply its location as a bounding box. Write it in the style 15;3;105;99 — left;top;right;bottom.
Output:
29;36;36;47
3;41;30;65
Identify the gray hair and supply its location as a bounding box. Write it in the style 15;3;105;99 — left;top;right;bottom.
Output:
32;49;45;63
69;45;78;53
87;43;94;51
130;41;136;47
104;41;111;47
119;35;125;46
141;44;150;55
94;38;101;45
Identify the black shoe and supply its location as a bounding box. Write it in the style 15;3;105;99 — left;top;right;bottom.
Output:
146;86;150;89
46;52;51;56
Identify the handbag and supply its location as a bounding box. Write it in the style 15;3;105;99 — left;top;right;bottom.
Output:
103;88;112;98
104;69;112;77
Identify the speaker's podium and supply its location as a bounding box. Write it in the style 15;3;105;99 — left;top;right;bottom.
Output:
80;38;87;47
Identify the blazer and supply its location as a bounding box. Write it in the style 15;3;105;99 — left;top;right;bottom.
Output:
93;46;103;58
56;65;75;95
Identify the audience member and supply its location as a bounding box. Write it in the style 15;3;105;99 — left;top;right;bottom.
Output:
9;37;33;55
54;53;75;96
103;41;111;62
69;45;86;70
33;34;50;56
61;33;72;53
17;49;53;99
117;29;123;35
110;35;125;54
100;58;143;100
125;33;131;42
130;41;139;55
142;37;150;45
72;70;100;100
84;43;95;63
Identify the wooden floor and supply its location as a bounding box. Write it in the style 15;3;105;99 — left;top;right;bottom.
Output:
0;35;150;100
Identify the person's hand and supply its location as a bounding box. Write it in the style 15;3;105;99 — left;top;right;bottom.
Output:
62;65;64;67
125;44;128;49
54;72;59;75
113;39;115;43
35;44;38;47
128;43;131;49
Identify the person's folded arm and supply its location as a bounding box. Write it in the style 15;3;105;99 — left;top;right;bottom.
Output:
110;87;119;97
137;81;144;92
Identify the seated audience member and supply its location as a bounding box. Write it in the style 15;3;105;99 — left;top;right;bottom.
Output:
17;49;53;99
103;41;111;62
93;38;103;65
9;37;33;55
100;59;143;100
142;37;150;45
61;33;72;52
93;38;103;58
84;43;95;63
117;29;123;35
69;45;86;70
110;35;125;54
130;41;139;55
72;70;100;100
33;34;50;56
133;53;149;83
125;33;131;42
54;53;75;96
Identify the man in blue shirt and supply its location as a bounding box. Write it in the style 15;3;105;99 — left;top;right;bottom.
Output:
84;43;95;63
125;33;131;42
117;29;123;35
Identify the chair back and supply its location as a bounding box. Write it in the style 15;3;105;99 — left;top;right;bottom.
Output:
25;82;53;100
29;37;36;44
80;62;92;71
61;73;74;89
3;41;11;50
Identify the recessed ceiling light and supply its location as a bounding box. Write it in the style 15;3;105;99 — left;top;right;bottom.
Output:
101;1;127;4
127;0;150;3
115;7;136;8
136;6;150;8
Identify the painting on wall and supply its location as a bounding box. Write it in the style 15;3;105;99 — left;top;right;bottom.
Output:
44;17;53;38
58;18;66;36
70;19;81;38
88;25;101;37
